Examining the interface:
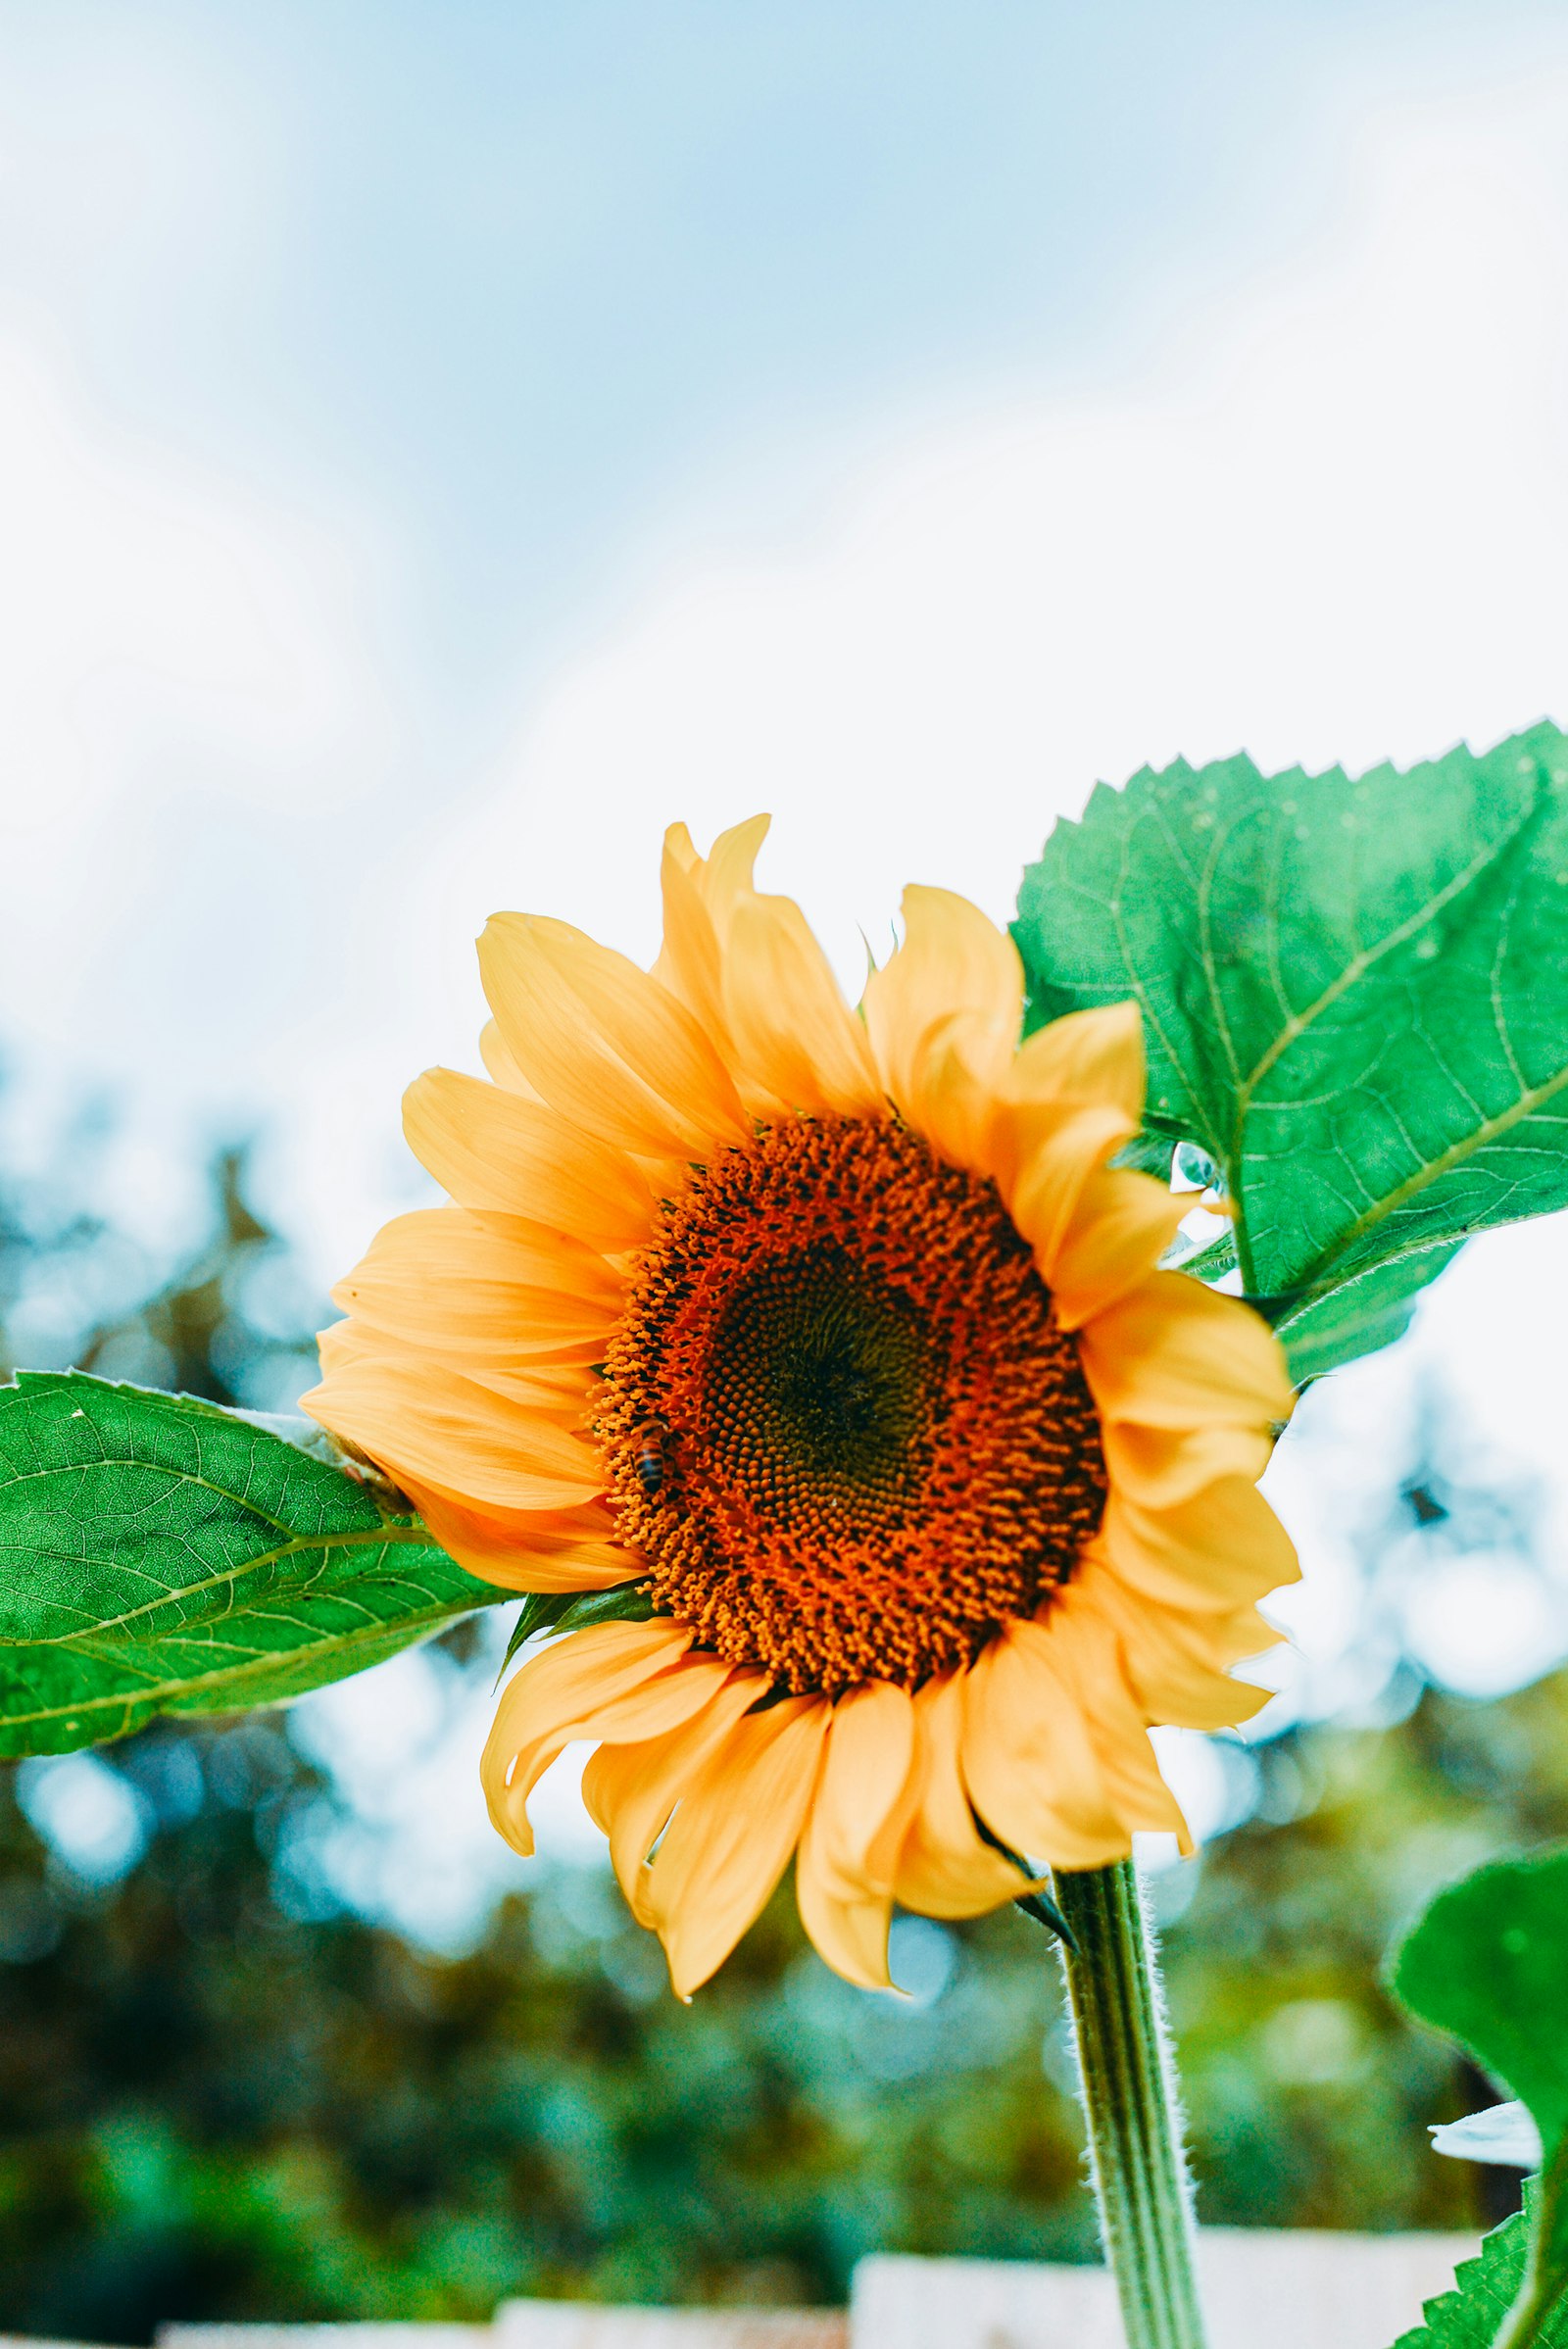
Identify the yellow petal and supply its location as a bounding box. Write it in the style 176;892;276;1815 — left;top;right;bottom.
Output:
995;1101;1136;1266
862;887;1022;1113
642;1693;830;1998
403;1478;635;1593
698;813;774;927
1045;1165;1189;1329
582;1668;766;1925
1079;1270;1296;1431
404;1068;657;1249
1051;1591;1192;1842
480;912;748;1156
1098;1477;1298;1620
874;1011;1001;1170
302;1356;604;1510
654;815;769;1002
1004;1001;1146;1119
1090;1716;1192;1850
1093;1572;1279;1732
960;1619;1130;1871
477;1017;544;1097
313;1314;594;1417
795;1682;919;1990
722;893;884;1116
653;816;794;1119
1101;1416;1276;1509
653;833;730;1050
330;1208;620;1361
481;1620;700;1854
893;1672;1027;1920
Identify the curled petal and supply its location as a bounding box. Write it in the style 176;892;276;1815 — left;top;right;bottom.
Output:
1054;1592;1192;1845
583;1669;766;1925
1091;1573;1279;1732
1098;1478;1299;1621
482;1621;701;1854
655;818;770;1020
997;1101;1136;1264
640;1694;830;1998
654;836;730;1052
1045;1166;1190;1329
698;813;776;928
796;1682;919;1989
1101;1416;1275;1509
1005;1001;1146;1119
881;1012;1004;1171
960;1618;1130;1871
863;887;1022;1114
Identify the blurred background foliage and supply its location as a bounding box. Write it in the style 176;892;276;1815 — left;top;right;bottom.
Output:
0;1105;1555;2343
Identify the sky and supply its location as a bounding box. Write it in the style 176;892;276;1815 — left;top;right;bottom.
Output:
7;0;1568;1942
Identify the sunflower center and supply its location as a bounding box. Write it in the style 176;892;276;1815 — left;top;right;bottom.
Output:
706;1248;928;1510
594;1115;1106;1695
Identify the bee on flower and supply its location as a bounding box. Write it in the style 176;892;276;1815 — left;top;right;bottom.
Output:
633;1415;670;1500
304;817;1297;2000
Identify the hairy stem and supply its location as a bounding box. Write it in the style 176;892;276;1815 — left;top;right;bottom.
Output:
1053;1859;1209;2349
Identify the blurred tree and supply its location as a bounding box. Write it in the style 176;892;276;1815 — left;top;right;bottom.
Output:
73;1146;275;1405
0;1131;1554;2342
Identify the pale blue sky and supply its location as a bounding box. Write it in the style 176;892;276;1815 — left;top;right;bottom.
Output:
5;0;1559;710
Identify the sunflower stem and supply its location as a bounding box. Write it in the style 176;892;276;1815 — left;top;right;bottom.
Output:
1053;1858;1209;2349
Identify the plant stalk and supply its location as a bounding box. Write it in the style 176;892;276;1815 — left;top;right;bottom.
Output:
1053;1858;1209;2349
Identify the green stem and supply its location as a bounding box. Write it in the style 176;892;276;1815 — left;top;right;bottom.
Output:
1053;1859;1209;2349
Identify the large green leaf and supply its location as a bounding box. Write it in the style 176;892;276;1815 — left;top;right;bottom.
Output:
1389;1846;1568;2348
1013;724;1568;1377
0;1372;510;1756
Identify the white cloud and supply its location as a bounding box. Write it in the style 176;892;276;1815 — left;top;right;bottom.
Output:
0;329;417;1264
419;80;1568;998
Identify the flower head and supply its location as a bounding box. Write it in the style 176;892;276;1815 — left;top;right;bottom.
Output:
304;818;1297;1997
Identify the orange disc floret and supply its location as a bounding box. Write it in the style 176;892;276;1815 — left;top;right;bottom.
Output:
594;1114;1107;1693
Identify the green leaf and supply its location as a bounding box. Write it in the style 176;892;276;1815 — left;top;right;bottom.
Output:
1264;1241;1467;1383
0;1372;511;1756
1112;1129;1177;1179
1393;2204;1558;2349
1390;1845;1568;2347
1169;1226;1239;1285
1013;724;1568;1378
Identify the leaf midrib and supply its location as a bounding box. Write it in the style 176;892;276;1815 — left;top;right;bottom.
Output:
10;1522;440;1648
1115;776;1547;1299
1220;793;1535;1150
1268;1054;1568;1310
0;1592;479;1730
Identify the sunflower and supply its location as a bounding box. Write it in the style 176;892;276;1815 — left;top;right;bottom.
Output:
303;818;1297;1998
